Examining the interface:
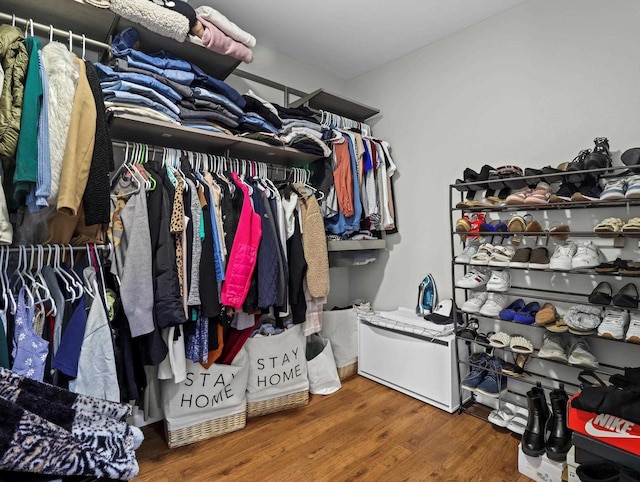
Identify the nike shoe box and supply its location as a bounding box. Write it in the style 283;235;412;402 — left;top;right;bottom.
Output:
518;444;565;482
568;393;640;456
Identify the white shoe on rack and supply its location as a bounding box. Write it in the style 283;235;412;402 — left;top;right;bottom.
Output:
456;268;489;289
479;293;509;317
549;241;577;271
461;291;488;314
456;244;479;264
571;241;603;269
598;308;629;340
625;312;640;343
486;270;510;292
568;339;599;368
470;244;494;265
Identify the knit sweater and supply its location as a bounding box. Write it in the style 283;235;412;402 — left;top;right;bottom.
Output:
82;61;114;226
296;184;329;298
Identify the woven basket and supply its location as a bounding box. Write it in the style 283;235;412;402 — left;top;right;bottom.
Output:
337;362;358;381
165;411;246;448
247;390;309;418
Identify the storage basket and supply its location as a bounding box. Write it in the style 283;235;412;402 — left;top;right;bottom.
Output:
161;349;249;447
165;409;246;448
246;389;309;418
245;324;309;417
337;361;358;381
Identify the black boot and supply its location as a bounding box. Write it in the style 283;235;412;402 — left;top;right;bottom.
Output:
545;384;572;462
533;382;550;421
522;386;549;456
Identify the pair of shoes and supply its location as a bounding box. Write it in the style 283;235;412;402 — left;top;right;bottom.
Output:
594;217;640;236
488;402;518;428
597;307;640;341
505;182;552;205
600;174;640;200
549;175;603;203
455;164;494;191
498;299;540;324
565;138;612;182
460;352;507;397
462;292;510;316
549;240;604;270
589;282;640;308
538;333;598;367
469;244;515;266
522;383;572;461
509;246;551;269
455;213;486;241
488;332;533;354
456;268;510;292
564;305;602;336
596;258;640;276
507;215;544;245
455;243;479;264
535;303;558;325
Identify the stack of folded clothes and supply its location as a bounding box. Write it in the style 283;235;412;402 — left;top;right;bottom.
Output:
191;5;256;63
275;104;331;156
103;27;247;135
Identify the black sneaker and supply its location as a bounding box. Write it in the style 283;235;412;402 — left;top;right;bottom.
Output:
565;149;591;183
571;174;602;202
549;182;577;203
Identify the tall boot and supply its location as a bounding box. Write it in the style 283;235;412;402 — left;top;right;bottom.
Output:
533;381;549;421
545;384;572;462
522;387;548;456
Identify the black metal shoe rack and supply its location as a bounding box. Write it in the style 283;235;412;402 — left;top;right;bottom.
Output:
449;165;640;422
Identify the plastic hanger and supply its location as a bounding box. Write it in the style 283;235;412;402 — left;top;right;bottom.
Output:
49;25;54;43
3;247;16;315
24;19;34;38
68;30;73;53
53;245;78;302
0;248;8;313
81;34;86;61
35;245;56;317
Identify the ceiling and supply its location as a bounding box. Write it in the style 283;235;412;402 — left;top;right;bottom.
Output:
191;0;527;80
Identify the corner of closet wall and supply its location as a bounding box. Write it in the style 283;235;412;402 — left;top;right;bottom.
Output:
344;0;640;311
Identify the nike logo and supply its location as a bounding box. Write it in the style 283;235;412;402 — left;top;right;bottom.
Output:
585;414;640;439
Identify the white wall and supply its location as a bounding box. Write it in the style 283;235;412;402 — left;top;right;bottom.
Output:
226;44;348;105
344;0;640;310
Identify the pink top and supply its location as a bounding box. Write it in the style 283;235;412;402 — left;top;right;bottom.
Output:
197;15;253;63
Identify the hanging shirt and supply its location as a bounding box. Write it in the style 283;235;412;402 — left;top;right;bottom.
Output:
51;295;87;378
12;287;49;381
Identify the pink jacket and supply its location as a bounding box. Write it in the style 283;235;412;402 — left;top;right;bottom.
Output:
221;173;262;309
197;15;253;63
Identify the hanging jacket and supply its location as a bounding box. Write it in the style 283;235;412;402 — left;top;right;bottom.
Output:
296;184;329;298
221;173;262;309
41;42;79;205
253;183;279;309
0;25;28;168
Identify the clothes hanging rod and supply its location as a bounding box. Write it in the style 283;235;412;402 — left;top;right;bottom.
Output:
0;11;111;50
0;244;108;253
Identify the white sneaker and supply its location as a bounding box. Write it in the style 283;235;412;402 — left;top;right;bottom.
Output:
538;333;568;362
600;178;627;201
455;244;479;264
461;291;488;313
479;293;509;316
598;308;629;340
625;176;640;199
572;241;603;269
470;244;494;265
568;339;599;368
486;270;510;292
549;241;577;270
456;269;489;289
489;245;516;267
625;312;640;343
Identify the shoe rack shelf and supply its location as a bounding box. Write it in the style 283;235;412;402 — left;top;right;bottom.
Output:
449;172;640;424
454;261;640;279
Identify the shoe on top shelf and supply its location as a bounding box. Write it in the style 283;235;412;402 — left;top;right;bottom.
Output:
470;244;494;265
505;187;531;205
456;268;489;289
486;270;510;292
461;291;489;314
549;241;577;271
549;182;577;203
455;244;479;264
598;308;630;340
625;312;640;343
626;175;640;199
600;178;627;201
571;241;603;269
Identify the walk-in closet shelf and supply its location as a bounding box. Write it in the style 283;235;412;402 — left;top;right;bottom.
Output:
449;167;640;423
327;240;386;252
108;114;321;166
290;89;380;122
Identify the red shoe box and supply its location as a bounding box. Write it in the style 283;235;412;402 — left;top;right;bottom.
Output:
568;393;640;456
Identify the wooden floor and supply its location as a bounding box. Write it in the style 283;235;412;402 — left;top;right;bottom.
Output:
134;376;531;481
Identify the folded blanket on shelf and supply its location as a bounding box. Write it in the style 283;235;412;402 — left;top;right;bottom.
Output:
195;5;256;48
110;0;189;43
195;15;253;63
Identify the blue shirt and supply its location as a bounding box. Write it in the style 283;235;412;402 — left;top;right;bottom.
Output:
192;87;243;117
95;63;182;102
101;79;179;115
197;172;225;282
102;90;180;121
52;295;87;378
